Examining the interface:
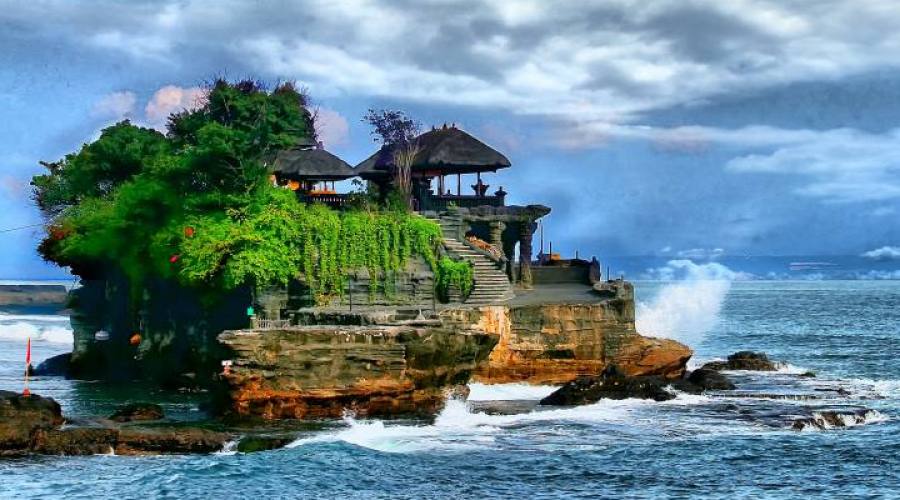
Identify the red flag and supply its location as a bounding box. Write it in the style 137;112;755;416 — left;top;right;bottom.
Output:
26;337;31;365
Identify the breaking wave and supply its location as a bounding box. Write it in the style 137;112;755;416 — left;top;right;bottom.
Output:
636;260;739;346
467;383;558;401
0;320;73;345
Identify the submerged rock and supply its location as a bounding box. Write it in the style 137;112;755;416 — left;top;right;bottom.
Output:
31;427;118;455
115;427;230;455
109;403;165;422
540;366;675;406
32;353;71;377
236;436;294;453
0;391;64;453
0;391;230;456
702;351;778;371
791;409;881;430
687;368;736;391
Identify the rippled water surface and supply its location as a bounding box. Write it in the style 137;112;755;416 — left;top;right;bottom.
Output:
1;281;899;499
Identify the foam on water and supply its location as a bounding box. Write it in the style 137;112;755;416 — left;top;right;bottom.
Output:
0;320;73;345
466;382;559;401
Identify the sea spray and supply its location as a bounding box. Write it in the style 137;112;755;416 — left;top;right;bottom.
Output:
0;320;73;345
636;259;742;346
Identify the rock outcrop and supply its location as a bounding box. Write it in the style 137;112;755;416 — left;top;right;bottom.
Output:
702;351;778;372
0;391;230;456
0;391;63;453
446;282;691;385
674;368;737;393
218;324;497;420
32;353;71;377
540;366;676;405
108;403;165;422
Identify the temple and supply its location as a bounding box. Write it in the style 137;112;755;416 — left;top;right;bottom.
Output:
270;124;596;298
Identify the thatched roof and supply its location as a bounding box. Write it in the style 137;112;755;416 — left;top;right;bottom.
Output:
273;147;355;181
354;126;511;176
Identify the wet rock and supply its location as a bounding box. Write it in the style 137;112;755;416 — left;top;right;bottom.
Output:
799;371;816;378
115;427;231;455
32;353;71;377
31;427;118;455
701;351;777;371
109;403;165;422
674;368;736;393
791;409;879;430
236;436;294;453
0;391;64;453
540;366;675;406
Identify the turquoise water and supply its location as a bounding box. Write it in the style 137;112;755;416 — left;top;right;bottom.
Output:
1;280;899;499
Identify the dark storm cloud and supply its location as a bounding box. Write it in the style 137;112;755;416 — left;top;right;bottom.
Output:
4;0;900;278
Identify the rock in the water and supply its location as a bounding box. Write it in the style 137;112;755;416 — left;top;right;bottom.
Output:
115;427;230;455
0;391;64;453
685;368;736;391
701;351;777;371
31;427;118;455
32;353;71;377
791;410;880;430
109;403;165;422
236;436;293;453
540;366;675;406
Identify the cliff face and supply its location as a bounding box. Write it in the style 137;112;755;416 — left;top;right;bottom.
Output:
218;324;496;419
444;281;691;384
217;281;691;420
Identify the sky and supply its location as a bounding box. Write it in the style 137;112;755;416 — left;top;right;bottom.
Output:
2;0;900;279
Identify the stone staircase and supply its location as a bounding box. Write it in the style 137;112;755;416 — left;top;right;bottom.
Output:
426;215;514;305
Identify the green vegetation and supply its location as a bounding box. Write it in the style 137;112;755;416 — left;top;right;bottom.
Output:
436;257;474;301
32;79;471;312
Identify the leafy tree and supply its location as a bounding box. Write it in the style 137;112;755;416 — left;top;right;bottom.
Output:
363;108;421;210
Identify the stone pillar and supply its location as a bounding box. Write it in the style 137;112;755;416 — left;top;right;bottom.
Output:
489;221;506;256
518;222;534;288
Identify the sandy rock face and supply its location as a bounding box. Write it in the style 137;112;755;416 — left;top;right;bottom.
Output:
218;325;497;420
461;290;691;384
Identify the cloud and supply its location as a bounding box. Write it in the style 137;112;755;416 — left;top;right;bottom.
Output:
727;128;900;202
144;85;206;130
862;246;900;261
11;0;900;135
314;108;349;148
91;91;137;119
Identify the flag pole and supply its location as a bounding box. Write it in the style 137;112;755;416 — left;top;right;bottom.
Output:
23;337;31;397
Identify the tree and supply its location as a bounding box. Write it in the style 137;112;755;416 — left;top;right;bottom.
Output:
362;108;421;210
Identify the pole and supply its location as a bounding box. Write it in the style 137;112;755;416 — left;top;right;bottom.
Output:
457;174;461;196
23;337;31;397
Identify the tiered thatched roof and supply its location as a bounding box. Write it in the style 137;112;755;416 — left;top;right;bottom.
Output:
354;126;511;177
272;147;355;181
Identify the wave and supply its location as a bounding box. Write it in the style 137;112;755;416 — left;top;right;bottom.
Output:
0;313;71;323
793;409;888;431
636;260;737;346
467;383;559;401
285;393;719;454
0;320;73;345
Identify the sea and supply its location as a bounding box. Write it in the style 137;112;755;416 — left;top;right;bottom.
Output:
1;269;899;499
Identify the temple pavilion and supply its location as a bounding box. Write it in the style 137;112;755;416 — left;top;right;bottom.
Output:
270;125;559;290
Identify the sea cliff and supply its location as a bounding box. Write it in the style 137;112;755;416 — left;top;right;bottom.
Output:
217;280;691;419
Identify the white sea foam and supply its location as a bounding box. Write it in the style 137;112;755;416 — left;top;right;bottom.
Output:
285;393;721;454
0;320;73;345
466;383;559;401
636;260;739;347
0;313;71;323
794;409;889;432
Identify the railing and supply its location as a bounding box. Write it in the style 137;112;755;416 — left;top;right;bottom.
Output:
421;194;505;211
251;317;292;330
297;192;350;209
465;236;506;263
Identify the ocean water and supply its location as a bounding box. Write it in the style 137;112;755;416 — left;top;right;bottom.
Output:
1;279;899;499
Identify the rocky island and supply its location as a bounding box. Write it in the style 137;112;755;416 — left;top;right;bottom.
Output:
20;79;690;436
